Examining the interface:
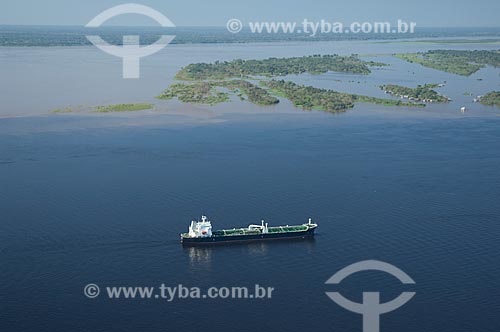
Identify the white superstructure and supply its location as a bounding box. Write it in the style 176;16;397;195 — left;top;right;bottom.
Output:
188;215;213;238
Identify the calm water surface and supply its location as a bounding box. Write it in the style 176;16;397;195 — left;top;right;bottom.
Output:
1;110;500;331
1;39;500;332
1;39;500;116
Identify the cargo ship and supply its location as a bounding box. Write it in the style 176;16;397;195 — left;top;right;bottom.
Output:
180;215;317;245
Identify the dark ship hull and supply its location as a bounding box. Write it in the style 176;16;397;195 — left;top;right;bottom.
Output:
181;224;317;246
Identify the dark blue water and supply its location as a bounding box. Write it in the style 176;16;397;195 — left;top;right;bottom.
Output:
1;110;499;331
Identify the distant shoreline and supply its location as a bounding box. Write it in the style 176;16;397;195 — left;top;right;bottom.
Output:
2;25;500;47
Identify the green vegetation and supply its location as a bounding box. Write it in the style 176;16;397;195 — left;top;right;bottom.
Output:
478;91;500;107
394;50;500;76
175;55;384;80
219;80;279;105
51;107;73;113
157;82;229;105
6;26;500;47
158;78;419;112
50;104;153;114
159;54;439;113
380;84;449;103
157;80;278;106
355;95;424;108
95;103;154;113
263;80;353;111
262;80;423;112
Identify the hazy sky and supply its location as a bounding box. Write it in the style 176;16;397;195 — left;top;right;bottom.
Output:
1;0;499;27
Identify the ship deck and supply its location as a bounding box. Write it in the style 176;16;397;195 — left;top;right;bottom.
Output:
209;225;309;237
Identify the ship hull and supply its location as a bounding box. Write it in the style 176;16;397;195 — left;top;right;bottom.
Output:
181;226;316;246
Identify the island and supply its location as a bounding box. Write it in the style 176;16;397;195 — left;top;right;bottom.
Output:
157;82;229;105
262;80;422;112
51;103;155;114
154;53;432;113
51;107;73;113
380;84;449;103
478;91;500;107
394;50;500;76
158;78;423;112
175;54;386;80
53;53;444;115
157;80;279;106
221;80;279;105
95;103;154;113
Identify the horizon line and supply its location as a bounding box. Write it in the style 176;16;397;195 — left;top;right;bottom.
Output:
1;24;500;29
